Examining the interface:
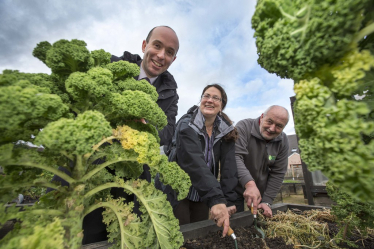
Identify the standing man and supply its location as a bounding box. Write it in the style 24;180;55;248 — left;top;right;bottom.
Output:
83;26;180;244
234;105;289;217
47;26;180;245
111;25;179;146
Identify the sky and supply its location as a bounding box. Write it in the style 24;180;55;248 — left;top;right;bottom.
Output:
0;0;296;135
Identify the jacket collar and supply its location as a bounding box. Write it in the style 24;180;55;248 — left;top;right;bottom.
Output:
187;105;234;140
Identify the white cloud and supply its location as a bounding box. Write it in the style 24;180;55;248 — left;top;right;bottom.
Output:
0;0;297;136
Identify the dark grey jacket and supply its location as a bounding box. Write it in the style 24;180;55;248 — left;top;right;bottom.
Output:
173;106;238;208
111;52;179;146
235;117;289;204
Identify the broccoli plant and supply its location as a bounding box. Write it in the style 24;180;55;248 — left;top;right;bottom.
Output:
0;39;191;249
326;181;374;247
252;0;374;202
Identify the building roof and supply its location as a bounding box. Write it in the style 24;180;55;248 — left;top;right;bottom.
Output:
288;152;302;165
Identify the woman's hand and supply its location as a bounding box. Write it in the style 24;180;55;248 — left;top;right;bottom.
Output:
134;118;147;124
227;205;237;216
210;203;230;237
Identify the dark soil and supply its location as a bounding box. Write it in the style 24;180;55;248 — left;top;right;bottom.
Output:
327;222;374;249
182;226;293;249
182;210;374;249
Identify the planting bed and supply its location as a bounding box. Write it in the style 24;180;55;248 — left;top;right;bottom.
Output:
182;226;292;249
181;204;374;249
4;203;373;248
179;204;311;249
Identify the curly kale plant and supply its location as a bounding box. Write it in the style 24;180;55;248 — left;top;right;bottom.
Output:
0;39;191;249
252;0;374;202
326;181;374;247
252;0;373;80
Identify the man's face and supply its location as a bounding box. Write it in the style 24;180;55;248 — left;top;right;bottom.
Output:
141;27;179;78
259;107;288;141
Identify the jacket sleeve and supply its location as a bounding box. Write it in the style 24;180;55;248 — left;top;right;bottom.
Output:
110;55;122;62
235;119;254;188
158;94;178;146
176;123;226;208
219;139;238;207
262;134;289;204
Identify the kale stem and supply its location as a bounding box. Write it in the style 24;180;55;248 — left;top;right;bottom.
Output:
278;5;296;21
84;135;116;159
60;150;74;161
82;93;93;112
81;156;137;182
5;162;76;184
26;209;65;217
7;208;65;220
84;201;126;249
353;22;374;44
75;155;84;179
83;182;121;199
68;104;81;115
1;181;60;191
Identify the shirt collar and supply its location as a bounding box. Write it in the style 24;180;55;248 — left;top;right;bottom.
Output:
139;64;158;84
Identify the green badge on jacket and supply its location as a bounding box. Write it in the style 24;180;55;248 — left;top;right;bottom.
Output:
269;155;276;161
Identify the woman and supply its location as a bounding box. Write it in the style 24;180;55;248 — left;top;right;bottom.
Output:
171;84;238;235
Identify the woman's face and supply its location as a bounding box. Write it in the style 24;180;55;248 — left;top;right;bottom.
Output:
199;87;222;119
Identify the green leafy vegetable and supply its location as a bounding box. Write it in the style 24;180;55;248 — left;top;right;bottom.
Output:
252;0;374;201
327;181;374;247
252;0;371;80
0;39;191;249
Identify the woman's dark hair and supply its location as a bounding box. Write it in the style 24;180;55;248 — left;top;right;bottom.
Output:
201;84;238;141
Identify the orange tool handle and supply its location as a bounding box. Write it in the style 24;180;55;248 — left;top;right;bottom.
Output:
227;227;234;236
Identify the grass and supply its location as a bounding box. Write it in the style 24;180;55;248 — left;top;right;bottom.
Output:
283;180;301;183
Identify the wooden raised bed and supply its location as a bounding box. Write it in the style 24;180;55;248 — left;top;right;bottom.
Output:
1;203;327;248
81;203;327;248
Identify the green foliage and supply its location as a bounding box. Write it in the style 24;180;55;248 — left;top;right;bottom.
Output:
4;218;65;249
326;181;374;247
115;77;159;102
103;179;184;249
0;39;191;249
294;50;374;200
65;67;114;102
252;0;374;202
105;60;140;80
0;80;69;145
32;41;52;64
91;49;112;67
23;170;55;199
252;0;370;80
105;91;167;130
35;39;94;78
35;111;112;155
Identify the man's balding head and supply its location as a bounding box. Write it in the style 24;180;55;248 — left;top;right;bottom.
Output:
141;26;179;78
259;105;289;140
